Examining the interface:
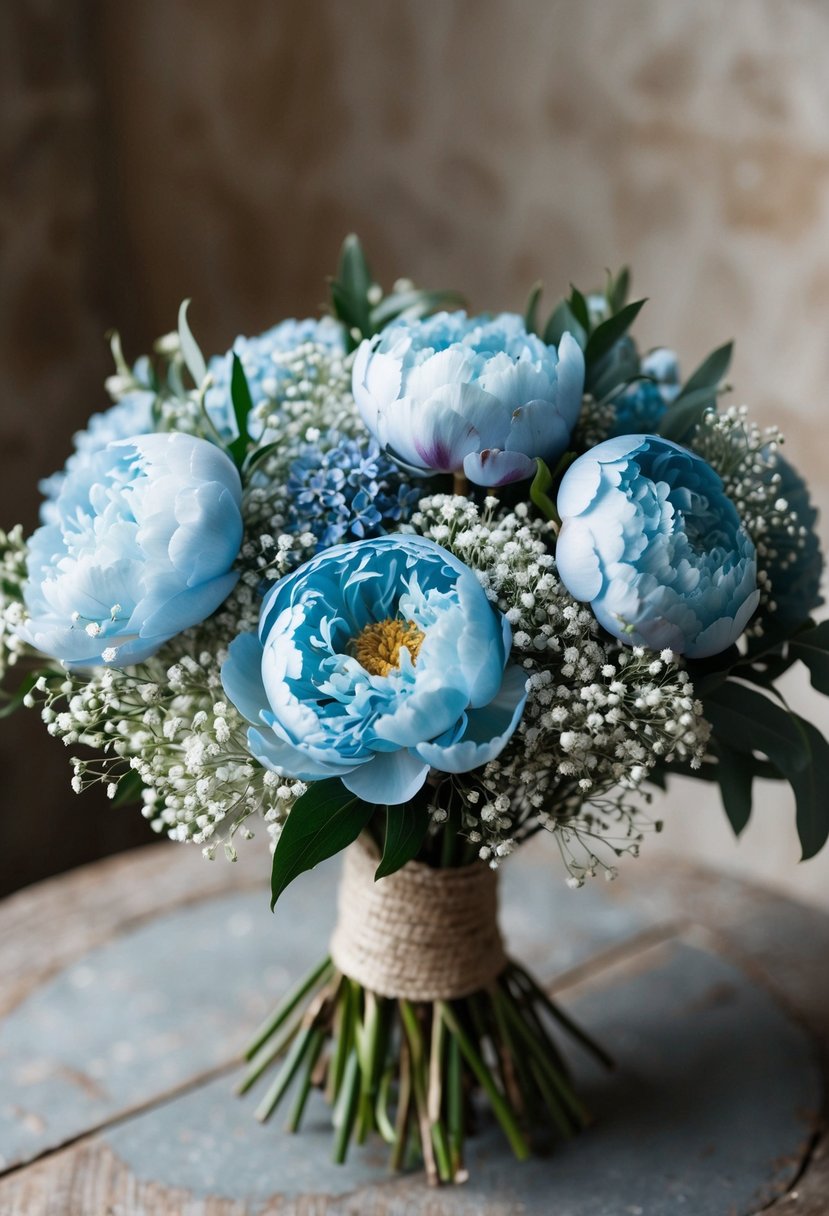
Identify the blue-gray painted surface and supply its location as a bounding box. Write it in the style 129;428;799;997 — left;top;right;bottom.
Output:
101;943;819;1215
0;849;649;1170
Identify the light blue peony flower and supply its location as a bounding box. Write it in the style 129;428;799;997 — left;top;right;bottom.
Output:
205;317;345;441
221;535;528;804
21;432;243;667
555;435;759;658
352;311;585;487
39;391;156;521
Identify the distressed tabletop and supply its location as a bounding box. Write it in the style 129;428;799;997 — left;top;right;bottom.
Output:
0;837;827;1216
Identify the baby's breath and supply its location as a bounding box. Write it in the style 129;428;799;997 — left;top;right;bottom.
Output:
411;494;709;885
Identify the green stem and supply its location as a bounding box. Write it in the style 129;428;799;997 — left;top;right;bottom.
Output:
399;999;442;1184
512;963;614;1070
438;1001;531;1161
237;1013;303;1095
446;1029;465;1180
286;1028;325;1133
389;1036;413;1173
329;980;356;1104
332;1049;361;1163
244;956;333;1060
254;1024;315;1122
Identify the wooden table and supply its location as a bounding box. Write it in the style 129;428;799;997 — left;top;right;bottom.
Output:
0;838;827;1215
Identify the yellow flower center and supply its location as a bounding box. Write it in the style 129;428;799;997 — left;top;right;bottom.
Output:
353;617;425;677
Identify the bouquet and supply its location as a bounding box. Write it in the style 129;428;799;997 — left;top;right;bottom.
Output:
3;238;827;1186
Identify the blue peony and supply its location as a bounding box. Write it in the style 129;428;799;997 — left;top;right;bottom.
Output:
555;435;759;658
205;317;345;440
21;432;243;666
286;432;420;551
39;391;156;521
608;348;681;437
352;311;585;487
221;535;528;804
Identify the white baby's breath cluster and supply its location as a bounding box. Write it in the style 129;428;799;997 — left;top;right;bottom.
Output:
690;405;808;626
410;494;710;884
32;605;305;860
0;525;29;683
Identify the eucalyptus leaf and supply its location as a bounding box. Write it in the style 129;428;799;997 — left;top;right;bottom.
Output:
270;780;374;909
375;801;431;880
583;299;646;368
177;299;207;388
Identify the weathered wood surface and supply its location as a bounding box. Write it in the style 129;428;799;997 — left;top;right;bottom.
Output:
0;840;827;1215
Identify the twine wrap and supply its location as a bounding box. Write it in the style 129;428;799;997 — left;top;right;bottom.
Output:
330;836;507;1001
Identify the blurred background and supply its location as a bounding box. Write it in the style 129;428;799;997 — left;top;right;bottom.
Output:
2;0;828;905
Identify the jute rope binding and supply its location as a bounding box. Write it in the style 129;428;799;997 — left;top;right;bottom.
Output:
330;835;507;1001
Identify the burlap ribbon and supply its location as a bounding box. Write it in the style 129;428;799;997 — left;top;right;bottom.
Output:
329;835;507;1001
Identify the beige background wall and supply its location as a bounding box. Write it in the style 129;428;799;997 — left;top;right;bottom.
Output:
2;0;828;903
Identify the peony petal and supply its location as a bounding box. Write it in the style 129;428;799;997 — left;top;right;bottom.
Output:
414;664;528;774
554;332;587;429
248;726;357;781
221;631;267;726
341;748;430;805
463;448;536;487
555;519;603;602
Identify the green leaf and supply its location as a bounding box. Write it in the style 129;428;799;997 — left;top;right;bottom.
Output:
675;341;733;402
270;780;374;909
790;621;829;696
789;717;829;860
0;672;41;719
227;354;255;468
328;280;362;334
703;680;811;777
714;740;754;836
244;440;279;474
524;281;543;334
333;234;372;338
375;801;431;880
112;768;144;808
543;301;586;349
607;267;630;313
583;299;646;368
529;457;558;523
338;234;372;313
658;385;723;442
370;289;465;331
177;299;207;388
567;285;591;333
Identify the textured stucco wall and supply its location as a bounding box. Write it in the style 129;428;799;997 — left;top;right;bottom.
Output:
2;0;829;902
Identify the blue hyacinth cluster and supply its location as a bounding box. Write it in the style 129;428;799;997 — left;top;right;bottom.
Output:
286;433;421;550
